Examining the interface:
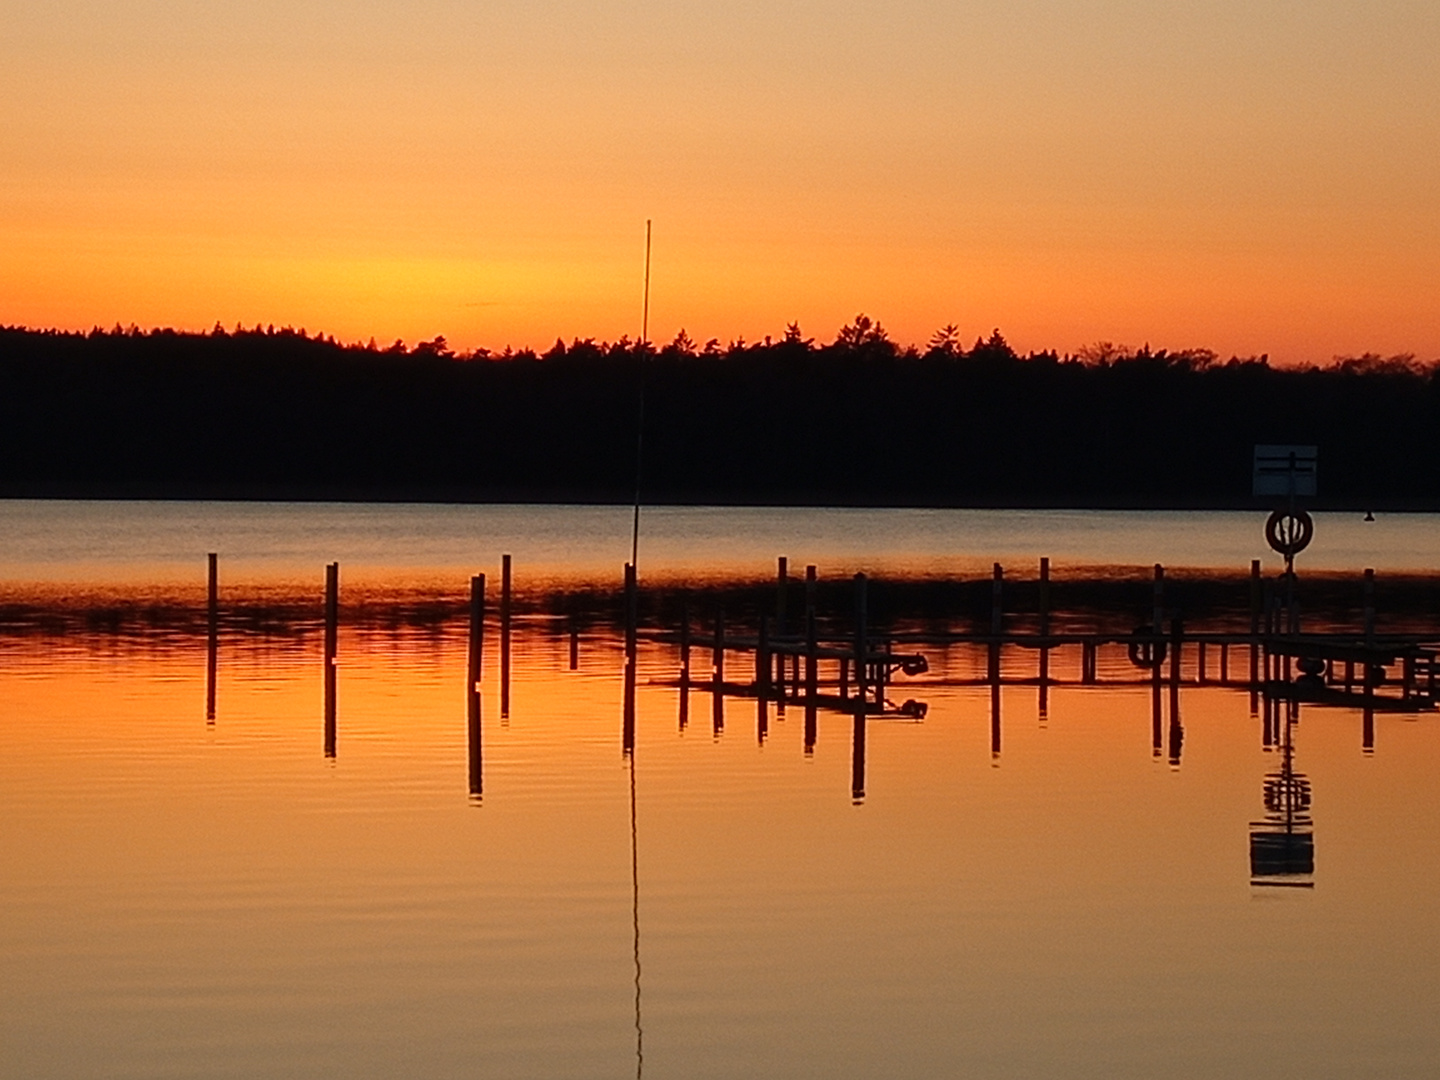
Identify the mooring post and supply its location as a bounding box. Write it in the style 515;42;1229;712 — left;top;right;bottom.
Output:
1197;640;1207;685
990;681;1001;759
853;573;869;710
776;556;788;637
1081;640;1096;684
624;562;637;662
500;554;512;718
990;563;1003;685
1220;642;1229;684
1152;564;1164;640
851;710;867;803
623;651;636;756
206;553;218;722
472;574;489;683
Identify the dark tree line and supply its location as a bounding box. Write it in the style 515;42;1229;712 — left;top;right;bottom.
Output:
1;319;1436;506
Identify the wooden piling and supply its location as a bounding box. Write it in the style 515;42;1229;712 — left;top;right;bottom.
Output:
776;556;788;636
1152;564;1164;638
1249;559;1261;685
569;607;579;671
624;562;638;662
989;563;1003;685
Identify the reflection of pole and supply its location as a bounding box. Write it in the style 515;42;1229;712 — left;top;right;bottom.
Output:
1168;616;1184;766
628;743;643;1079
804;566;818;754
853;574;869;708
712;607;725;734
851;709;867;803
467;685;483;799
468;574;486;688
990;680;1001;759
756;614;769;744
1249;559;1261;690
206;553;218;723
677;597;689;732
324;561;338;759
1038;557;1049;722
500;554;512;719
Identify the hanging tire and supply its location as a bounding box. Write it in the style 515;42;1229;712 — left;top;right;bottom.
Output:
1265;509;1314;557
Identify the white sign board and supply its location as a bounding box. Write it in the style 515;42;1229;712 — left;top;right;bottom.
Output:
1253;445;1318;498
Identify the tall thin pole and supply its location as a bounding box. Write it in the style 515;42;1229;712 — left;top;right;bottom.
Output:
630;220;651;571
641;219;652;347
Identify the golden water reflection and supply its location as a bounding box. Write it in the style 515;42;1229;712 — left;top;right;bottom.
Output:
3;598;1440;1079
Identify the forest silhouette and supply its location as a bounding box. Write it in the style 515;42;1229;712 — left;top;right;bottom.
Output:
2;318;1436;507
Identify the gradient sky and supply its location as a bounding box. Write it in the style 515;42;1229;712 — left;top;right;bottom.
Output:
3;0;1437;360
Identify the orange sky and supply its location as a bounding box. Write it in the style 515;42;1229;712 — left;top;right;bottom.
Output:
3;0;1437;362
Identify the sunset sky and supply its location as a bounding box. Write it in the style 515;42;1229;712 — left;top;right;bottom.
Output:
3;0;1437;361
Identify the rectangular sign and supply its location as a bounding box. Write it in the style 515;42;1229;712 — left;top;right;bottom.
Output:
1253;444;1318;497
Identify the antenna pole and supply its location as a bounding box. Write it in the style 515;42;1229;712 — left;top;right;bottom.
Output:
641;219;652;346
630;220;650;571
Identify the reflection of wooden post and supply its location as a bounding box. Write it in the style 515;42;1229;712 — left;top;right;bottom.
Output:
851;711;867;803
569;607;579;671
500;554;512;718
1362;658;1376;753
990;681;1001;759
1363;568;1376;646
1169;616;1183;763
206;553;218;722
324;561;338;758
623;650;636;756
853;574;869;710
1249;559;1261;685
1081;640;1096;683
678;596;690;731
467;686;483;799
756;614;770;743
804;566;818;753
468;574;486;688
1038;558;1050;718
712;607;725;733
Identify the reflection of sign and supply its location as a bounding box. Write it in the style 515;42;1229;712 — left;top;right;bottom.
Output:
1253;445;1318;497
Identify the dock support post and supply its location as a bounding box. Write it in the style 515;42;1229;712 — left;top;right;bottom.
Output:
989;563;1003;687
776;556;788;637
678;597;690;731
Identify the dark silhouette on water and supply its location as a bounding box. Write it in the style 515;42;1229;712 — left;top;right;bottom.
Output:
2;323;1438;507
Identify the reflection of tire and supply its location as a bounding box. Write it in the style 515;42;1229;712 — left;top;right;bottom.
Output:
1265;509;1314;556
1127;626;1168;668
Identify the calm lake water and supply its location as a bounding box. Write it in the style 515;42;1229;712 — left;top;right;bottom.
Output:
3;502;1440;1078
